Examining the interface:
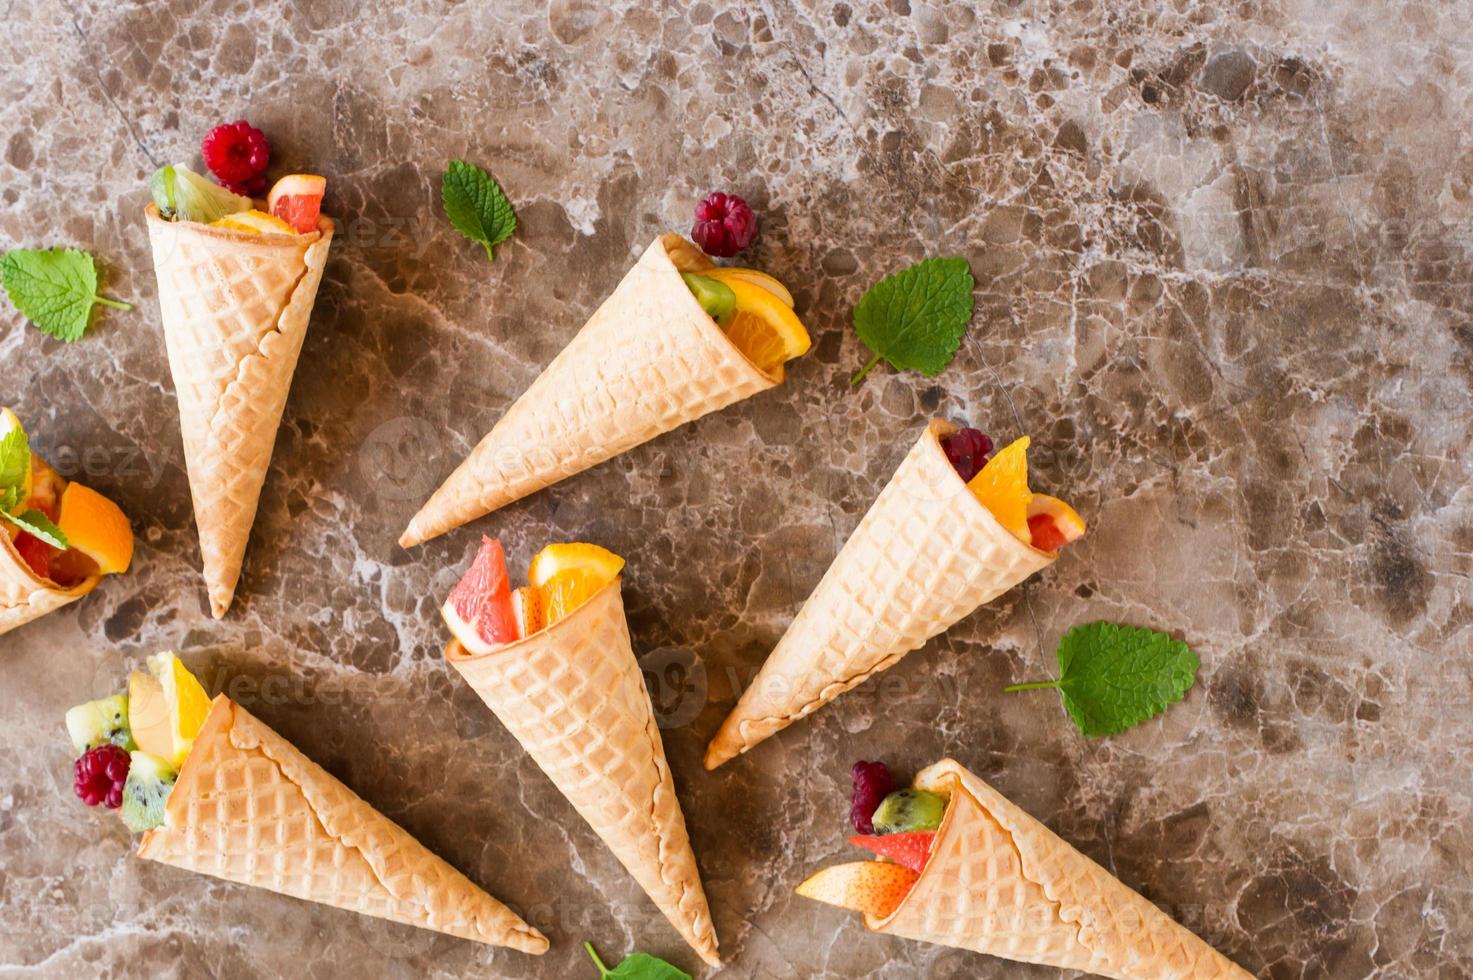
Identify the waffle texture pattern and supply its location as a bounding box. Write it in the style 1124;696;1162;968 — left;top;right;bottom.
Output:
446;581;719;965
705;420;1053;768
145;205;333;617
138;696;547;952
400;234;776;547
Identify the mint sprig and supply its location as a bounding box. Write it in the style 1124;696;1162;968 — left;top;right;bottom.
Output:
1006;622;1198;736
441;160;517;261
850;256;974;385
3;506;66;548
585;942;691;980
1;248;130;342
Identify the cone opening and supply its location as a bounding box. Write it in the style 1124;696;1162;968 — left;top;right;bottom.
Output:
444;577;623;663
145;202;331;246
0;531;100;597
867;764;968;933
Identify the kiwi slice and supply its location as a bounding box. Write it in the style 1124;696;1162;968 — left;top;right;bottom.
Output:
65;694;135;753
681;273;737;327
872;789;948;835
119;751;177;832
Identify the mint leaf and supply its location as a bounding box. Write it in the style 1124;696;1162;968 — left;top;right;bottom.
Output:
0;427;29;500
585;942;690;980
442;160;517;261
850;256;974;385
2;508;66;549
1005;622;1199;737
1;248;131;341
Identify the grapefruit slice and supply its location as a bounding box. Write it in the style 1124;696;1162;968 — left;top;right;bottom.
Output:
268;174;326;234
1026;494;1086;553
796;861;919;919
442;536;518;654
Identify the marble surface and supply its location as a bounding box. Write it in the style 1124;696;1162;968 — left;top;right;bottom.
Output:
3;0;1471;977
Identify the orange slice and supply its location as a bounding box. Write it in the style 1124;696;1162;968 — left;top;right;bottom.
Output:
511;585;545;639
966;436;1033;545
56;482;133;575
529;543;625;627
721;279;811;377
210;209;297;235
148;652;211;767
704;267;795;308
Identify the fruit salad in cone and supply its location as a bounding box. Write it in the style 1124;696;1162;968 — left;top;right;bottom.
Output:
64;653;547;952
798;759;1252;979
440;539;721;966
705;420;1084;768
399;221;811;548
144;120;333;618
0;408;132;635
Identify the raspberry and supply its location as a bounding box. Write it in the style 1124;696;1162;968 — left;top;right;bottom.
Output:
200;120;271;185
691;191;757;257
850;760;895;835
941;427;993;482
74;744;130;809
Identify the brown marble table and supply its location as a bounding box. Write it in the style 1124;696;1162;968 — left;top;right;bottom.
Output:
3;1;1470;977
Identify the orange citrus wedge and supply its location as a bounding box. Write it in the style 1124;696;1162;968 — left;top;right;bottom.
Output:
148;652;211;768
210;209;297;235
56;482;133;575
704;267;795;308
966;436;1034;545
721;278;811;377
528;543;625;627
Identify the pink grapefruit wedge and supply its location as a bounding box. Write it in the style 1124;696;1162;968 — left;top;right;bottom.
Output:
441;536;518;654
267;173;326;234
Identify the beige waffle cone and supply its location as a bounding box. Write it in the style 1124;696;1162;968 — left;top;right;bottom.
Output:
705;420;1054;768
445;580;720;965
867;760;1251;979
0;532;99;636
145;204;333;617
400;233;776;547
138;696;547;953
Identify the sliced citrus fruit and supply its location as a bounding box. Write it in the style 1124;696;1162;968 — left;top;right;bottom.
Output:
721;278;811;376
704;267;795;308
210;208;297;235
442;536;518;654
795;861;919;919
56;482;133;575
148;652;211;767
1026;494;1086;553
663;234;716;274
511;585;545;639
966;436;1033;545
128;669;173;761
528;542;625;626
267;174;326;234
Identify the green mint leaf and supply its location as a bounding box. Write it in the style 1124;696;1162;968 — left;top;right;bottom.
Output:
2;508;67;549
1;248;131;342
1006;622;1198;736
0;427;29;500
850;255;974;384
442;160;517;261
584;942;690;980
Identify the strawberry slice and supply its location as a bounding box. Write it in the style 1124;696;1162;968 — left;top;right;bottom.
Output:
848;831;937;873
442;536;518;652
795;861;918;920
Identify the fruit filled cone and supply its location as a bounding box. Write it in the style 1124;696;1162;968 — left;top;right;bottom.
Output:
868;760;1251;978
0;533;99;636
399;233;777;548
445;578;720;966
137;695;547;953
705;420;1053;769
144;203;333;617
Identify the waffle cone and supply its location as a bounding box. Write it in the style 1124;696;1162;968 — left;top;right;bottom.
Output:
400;234;776;547
445;580;719;965
705;420;1053;768
138;696;546;953
867;760;1251;978
145;204;333;617
0;533;99;636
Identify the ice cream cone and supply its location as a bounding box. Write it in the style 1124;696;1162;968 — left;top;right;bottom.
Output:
0;533;99;636
145;204;333;617
399;233;777;548
868;760;1251;979
445;579;720;966
705;420;1054;768
138;696;546;952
